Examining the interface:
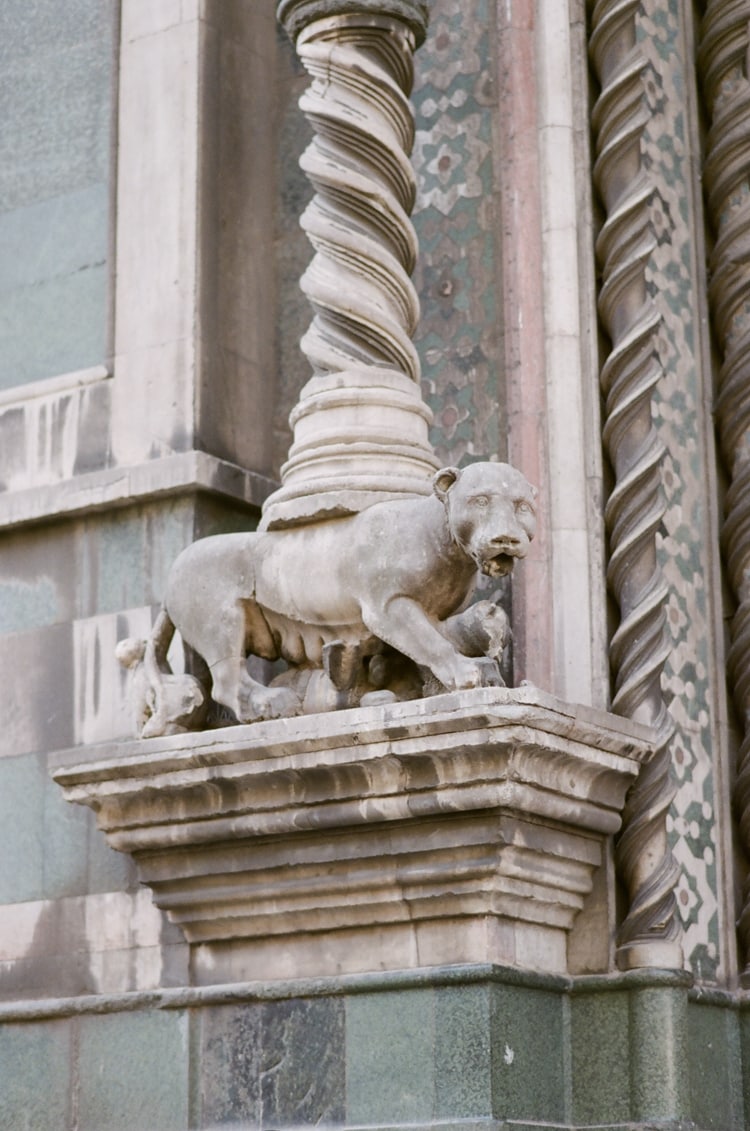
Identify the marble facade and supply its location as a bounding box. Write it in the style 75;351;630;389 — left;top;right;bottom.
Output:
0;0;748;1128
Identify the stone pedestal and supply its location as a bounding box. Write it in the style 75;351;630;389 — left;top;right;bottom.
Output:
261;367;439;529
53;687;656;982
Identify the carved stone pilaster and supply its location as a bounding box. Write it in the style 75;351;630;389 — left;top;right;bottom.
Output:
698;0;750;976
589;0;682;969
262;1;438;529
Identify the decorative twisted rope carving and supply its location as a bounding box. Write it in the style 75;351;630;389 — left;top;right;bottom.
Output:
589;0;681;967
264;2;437;529
698;0;750;973
293;13;423;381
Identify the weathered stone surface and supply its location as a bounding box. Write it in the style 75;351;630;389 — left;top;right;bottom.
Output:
198;997;346;1127
0;889;186;1000
0;968;724;1129
54;687;656;979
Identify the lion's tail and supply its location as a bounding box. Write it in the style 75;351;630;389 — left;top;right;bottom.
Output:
115;608;175;680
144;608;175;679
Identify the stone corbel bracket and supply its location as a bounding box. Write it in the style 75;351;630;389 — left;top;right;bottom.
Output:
53;688;657;980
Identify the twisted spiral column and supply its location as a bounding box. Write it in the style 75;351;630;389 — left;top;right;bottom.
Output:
264;0;439;529
698;0;750;976
589;0;682;968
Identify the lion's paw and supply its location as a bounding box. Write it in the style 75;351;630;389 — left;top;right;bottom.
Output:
238;684;301;722
447;656;503;691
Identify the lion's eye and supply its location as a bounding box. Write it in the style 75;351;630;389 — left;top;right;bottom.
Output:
472;495;489;507
515;500;533;514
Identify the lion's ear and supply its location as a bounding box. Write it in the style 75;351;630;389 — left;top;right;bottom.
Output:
433;466;461;500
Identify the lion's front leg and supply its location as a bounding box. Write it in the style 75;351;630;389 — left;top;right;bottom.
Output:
437;600;509;688
361;596;502;693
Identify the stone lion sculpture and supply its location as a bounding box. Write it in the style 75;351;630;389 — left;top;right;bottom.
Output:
118;461;537;736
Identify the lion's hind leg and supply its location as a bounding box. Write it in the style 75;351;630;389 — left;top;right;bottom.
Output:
201;599;301;723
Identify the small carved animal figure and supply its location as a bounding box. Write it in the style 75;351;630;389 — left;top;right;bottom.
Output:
119;461;536;734
114;637;208;738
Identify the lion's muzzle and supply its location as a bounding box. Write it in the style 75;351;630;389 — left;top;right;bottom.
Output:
479;537;526;577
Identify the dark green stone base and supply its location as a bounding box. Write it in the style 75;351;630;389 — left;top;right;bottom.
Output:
1;965;748;1129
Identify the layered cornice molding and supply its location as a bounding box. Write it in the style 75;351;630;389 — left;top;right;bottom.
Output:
54;688;657;980
0;452;274;531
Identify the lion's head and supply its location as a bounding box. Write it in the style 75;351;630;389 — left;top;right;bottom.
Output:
434;462;537;578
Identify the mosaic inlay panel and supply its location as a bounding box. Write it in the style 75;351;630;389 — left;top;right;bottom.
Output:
411;0;506;466
638;0;727;980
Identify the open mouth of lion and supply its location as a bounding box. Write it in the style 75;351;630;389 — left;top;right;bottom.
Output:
481;551;517;577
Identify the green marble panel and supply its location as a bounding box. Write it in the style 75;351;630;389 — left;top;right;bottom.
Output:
570;990;629;1126
40;758;91;899
0;184;108;292
0;747;133;907
0;622;74;760
260;997;346;1126
740;1007;750;1126
0;752;46;902
628;987;691;1122
346;989;436;1124
0;1018;72;1129
197;1002;263;1126
434;983;492;1119
490;983;566;1124
0;0;115;390
688;1002;744;1130
85;817;135;896
0;521;77;634
0;2;114;211
76;501;197;619
197;997;345;1127
0;262;108;390
0;577;61;636
77;1010;189;1131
